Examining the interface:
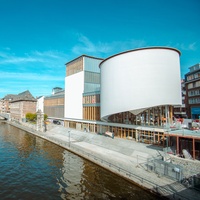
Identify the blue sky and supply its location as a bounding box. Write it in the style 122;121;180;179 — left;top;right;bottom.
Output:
0;0;199;98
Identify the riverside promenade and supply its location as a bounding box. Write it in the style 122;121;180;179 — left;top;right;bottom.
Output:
8;121;200;200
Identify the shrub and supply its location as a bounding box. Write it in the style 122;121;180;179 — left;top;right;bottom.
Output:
26;113;37;122
26;112;48;122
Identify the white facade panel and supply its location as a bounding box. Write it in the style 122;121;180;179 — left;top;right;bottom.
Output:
64;72;84;119
36;96;44;112
100;47;182;120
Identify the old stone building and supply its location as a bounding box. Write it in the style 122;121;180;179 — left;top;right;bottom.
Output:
0;94;17;113
9;90;36;122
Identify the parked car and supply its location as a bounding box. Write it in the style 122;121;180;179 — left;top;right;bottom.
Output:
53;120;61;125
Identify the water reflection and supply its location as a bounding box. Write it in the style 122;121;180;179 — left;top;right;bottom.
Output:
0;122;162;199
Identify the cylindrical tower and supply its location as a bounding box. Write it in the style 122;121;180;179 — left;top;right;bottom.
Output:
99;47;182;121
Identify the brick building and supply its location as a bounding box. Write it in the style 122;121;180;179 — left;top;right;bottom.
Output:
0;94;17;113
9;90;36;122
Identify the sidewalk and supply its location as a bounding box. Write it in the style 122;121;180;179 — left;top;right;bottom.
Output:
9;122;200;200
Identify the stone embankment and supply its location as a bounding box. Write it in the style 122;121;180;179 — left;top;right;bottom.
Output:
170;155;200;178
7;121;200;200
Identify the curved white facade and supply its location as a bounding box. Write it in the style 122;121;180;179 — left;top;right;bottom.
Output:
100;47;182;120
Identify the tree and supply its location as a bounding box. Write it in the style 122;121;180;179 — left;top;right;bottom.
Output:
26;113;37;122
44;114;48;121
26;112;48;122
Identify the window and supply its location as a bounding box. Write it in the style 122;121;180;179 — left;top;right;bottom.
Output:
189;98;200;104
188;83;193;89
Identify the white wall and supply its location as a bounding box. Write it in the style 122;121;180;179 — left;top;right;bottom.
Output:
100;47;182;120
64;72;84;119
36;96;44;112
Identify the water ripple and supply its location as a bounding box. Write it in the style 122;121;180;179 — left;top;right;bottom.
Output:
0;123;161;200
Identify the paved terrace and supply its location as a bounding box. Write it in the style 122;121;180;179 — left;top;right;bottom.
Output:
168;128;200;138
7;121;200;200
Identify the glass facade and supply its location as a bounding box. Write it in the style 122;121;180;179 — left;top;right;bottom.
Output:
84;57;101;93
84;71;100;93
85;71;100;83
84;57;102;73
81;56;103;121
84;83;100;93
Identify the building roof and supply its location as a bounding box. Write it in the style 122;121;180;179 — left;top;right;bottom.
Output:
185;63;200;76
99;46;181;67
65;54;103;65
45;92;64;99
189;63;200;70
45;93;64;99
166;129;200;139
36;96;44;99
2;94;17;101
10;90;36;102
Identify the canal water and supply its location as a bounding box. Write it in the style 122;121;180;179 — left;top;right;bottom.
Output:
0;122;162;200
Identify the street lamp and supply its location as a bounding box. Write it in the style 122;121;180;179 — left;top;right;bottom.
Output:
68;130;71;148
165;129;170;150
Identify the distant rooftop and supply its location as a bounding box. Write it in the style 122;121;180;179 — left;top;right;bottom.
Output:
65;54;103;66
2;94;17;101
189;63;200;73
10;90;36;102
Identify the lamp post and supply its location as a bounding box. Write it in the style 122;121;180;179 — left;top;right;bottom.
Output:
164;129;169;150
166;133;169;149
68;130;71;148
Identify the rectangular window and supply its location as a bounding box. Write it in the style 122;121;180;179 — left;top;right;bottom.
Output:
188;83;193;89
84;71;100;84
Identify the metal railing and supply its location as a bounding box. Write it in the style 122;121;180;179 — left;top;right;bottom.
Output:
147;157;183;181
44;136;190;200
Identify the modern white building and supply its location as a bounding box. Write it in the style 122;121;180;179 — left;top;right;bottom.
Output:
62;48;200;160
99;47;182;125
64;47;182;127
64;55;103;119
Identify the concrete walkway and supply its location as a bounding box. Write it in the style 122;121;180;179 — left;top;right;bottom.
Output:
9;122;200;200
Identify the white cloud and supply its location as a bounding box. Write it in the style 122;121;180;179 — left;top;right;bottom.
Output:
111;39;146;52
32;50;67;59
0;50;67;65
0;71;64;97
3;47;11;51
72;34;112;55
1;57;38;64
72;34;146;56
0;49;67;97
0;71;63;81
176;42;197;51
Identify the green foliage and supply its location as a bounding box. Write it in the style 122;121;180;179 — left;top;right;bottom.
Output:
26;113;37;122
44;114;48;121
26;112;48;122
